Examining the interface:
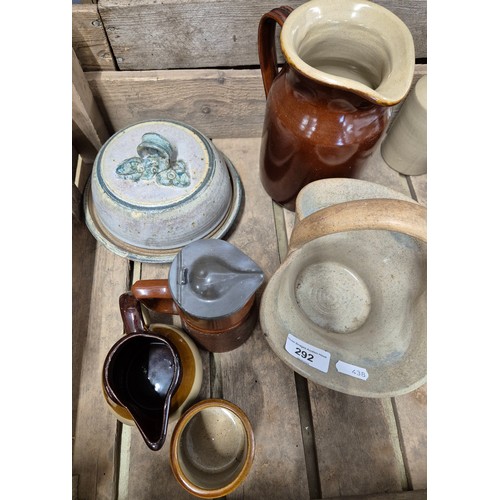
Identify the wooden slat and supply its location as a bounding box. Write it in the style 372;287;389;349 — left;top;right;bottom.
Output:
98;0;426;70
73;49;111;165
212;137;310;499
310;387;407;497
72;245;131;500
86;68;266;138
86;63;426;141
330;490;427;500
122;261;212;500
72;217;96;439
73;4;116;71
392;386;427;490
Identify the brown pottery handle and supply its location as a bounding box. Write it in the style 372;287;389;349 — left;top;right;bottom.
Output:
288;199;427;253
119;292;148;335
131;279;180;315
258;5;293;97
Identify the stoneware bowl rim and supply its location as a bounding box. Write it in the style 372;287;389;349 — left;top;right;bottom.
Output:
170;398;255;499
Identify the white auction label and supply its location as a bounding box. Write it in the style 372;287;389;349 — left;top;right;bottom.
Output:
335;360;369;381
285;334;331;373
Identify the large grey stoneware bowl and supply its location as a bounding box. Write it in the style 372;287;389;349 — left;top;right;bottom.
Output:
260;179;427;398
84;120;242;263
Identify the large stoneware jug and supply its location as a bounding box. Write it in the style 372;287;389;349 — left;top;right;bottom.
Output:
258;0;415;210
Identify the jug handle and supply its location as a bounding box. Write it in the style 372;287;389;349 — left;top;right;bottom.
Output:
131;279;180;315
119;292;148;335
288;199;427;253
258;5;293;97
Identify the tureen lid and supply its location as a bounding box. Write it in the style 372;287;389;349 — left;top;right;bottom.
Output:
95;120;215;209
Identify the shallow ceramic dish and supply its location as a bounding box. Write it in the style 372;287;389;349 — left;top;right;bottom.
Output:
84;120;243;263
260;179;427;397
103;324;203;425
170;399;255;499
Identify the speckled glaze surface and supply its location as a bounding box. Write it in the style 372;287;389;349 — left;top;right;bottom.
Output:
259;179;427;397
381;75;427;175
170;399;255;499
86;120;237;256
258;0;415;210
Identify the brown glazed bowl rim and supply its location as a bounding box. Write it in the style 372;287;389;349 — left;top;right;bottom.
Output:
170;399;255;499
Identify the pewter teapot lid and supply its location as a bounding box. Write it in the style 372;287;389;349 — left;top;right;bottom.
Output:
168;240;264;319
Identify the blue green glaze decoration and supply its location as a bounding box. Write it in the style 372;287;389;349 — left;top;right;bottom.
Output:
116;132;191;187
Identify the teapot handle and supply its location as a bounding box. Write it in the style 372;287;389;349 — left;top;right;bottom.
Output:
131;279;180;315
119;292;148;335
258;5;293;97
288;199;427;253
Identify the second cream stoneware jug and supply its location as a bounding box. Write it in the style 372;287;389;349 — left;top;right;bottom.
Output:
258;0;415;210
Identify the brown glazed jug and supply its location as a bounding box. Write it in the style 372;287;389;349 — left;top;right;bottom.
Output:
102;292;182;451
258;0;415;210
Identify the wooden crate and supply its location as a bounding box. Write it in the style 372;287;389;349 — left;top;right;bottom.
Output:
72;1;427;499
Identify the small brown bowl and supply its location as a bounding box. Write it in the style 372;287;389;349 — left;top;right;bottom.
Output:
170;399;255;498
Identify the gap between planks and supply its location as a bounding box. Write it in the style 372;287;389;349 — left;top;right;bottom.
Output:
273;200;322;499
115;261;142;500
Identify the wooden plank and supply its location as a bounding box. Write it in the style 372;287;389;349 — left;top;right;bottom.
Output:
72;216;96;441
122;261;212;500
311;386;408;497
212;137;310;499
98;0;426;70
330;490;427;500
124;411;196;500
86;63;426;142
73;118;100;166
72;245;131;500
392;386;427;491
73;49;111;164
73;4;116;71
86;68;266;139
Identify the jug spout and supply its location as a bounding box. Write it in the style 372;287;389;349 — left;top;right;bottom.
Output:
103;293;182;451
278;0;415;105
170;239;265;320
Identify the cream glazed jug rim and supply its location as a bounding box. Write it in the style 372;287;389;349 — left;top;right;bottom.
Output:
280;0;415;106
